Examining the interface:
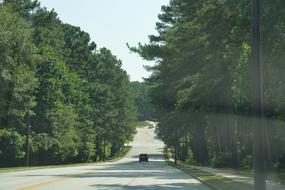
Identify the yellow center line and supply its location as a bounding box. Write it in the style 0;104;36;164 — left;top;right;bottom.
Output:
17;172;92;190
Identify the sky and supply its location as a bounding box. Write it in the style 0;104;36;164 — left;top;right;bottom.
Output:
38;0;169;81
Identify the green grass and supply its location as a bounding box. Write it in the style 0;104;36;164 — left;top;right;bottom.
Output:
0;162;96;173
268;170;285;185
107;145;132;162
0;146;132;173
163;147;172;164
163;147;254;190
232;169;253;177
136;121;149;128
177;163;254;190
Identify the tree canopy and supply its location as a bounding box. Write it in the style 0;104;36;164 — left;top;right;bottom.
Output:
130;81;155;121
0;0;137;166
132;0;285;173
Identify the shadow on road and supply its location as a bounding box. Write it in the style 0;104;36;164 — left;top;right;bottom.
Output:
130;153;163;160
1;127;212;190
20;158;188;180
14;128;212;190
91;183;207;190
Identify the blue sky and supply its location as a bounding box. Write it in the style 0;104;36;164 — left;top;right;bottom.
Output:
39;0;169;81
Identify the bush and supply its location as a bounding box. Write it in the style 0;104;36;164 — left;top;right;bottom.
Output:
0;129;25;167
185;149;196;165
211;152;234;168
179;145;189;162
240;155;252;169
276;154;285;170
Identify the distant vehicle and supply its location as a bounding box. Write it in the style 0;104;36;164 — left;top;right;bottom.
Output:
139;153;149;162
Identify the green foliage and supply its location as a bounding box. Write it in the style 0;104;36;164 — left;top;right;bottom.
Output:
0;1;136;166
0;129;25;166
0;4;38;166
130;81;155;121
132;0;285;171
211;152;236;168
240;155;253;170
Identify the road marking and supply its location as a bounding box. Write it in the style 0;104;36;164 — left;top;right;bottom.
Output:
17;176;69;190
16;173;92;190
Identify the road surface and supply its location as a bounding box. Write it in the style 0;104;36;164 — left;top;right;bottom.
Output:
0;127;211;190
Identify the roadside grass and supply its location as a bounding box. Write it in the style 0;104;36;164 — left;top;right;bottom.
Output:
163;147;254;190
0;146;132;173
163;147;172;165
268;170;285;185
136;121;149;128
176;162;254;190
107;145;131;162
231;169;252;177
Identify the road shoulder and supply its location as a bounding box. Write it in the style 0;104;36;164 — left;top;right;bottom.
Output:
0;146;131;174
164;147;285;190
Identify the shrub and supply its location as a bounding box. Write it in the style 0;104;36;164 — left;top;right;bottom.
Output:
211;152;234;168
0;129;25;166
240;155;252;169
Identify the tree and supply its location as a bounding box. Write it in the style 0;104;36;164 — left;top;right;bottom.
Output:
132;0;285;179
0;1;137;166
0;4;38;166
130;81;155;121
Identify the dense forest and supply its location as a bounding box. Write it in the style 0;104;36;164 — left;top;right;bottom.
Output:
132;0;285;174
0;0;137;167
130;81;155;121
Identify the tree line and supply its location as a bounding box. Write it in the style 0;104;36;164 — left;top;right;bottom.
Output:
132;0;285;173
130;81;155;121
0;0;137;167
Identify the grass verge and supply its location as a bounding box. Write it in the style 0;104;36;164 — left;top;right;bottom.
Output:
176;163;254;190
163;147;254;190
107;145;132;162
0;146;132;173
268;170;285;185
136;121;149;128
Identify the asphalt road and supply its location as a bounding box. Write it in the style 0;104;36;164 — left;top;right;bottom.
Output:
0;127;211;190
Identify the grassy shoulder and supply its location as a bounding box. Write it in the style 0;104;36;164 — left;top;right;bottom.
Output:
268;170;285;185
107;145;131;162
164;147;254;190
0;146;131;173
176;163;254;190
136;121;149;128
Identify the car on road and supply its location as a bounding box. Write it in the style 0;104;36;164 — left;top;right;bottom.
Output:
139;153;149;162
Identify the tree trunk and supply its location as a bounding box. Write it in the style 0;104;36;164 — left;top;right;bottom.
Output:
190;113;208;164
250;0;266;189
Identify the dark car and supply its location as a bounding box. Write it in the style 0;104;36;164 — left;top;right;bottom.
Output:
139;153;149;162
